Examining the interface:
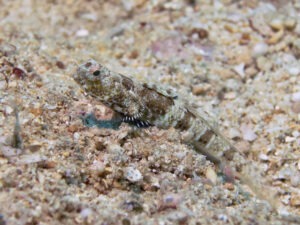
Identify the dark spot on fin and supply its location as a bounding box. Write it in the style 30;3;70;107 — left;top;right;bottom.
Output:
198;129;214;145
121;76;134;91
193;141;221;165
121;115;152;128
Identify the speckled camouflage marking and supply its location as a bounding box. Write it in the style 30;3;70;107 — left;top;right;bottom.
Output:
73;59;246;172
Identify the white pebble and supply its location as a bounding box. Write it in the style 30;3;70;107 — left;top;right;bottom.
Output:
4;106;14;115
259;153;269;161
240;123;257;141
227;127;241;139
80;208;93;218
287;67;300;76
281;195;290;205
122;0;134;11
76;29;89;37
218;214;228;222
292;92;300;102
285;136;295;142
224;92;237;100
269;18;284;30
291;174;300;187
292;130;299;137
233;63;245;78
277;167;293;180
124;166;143;183
73;132;80;140
206;167;217;185
284;18;296;30
14;154;47;164
252;42;268;57
81;13;98;22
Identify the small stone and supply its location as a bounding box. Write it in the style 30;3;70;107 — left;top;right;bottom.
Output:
222;165;235;183
149;176;160;190
81;13;98;22
233;63;245;78
284;18;297;30
239;33;251;45
12;154;47;165
252;42;269;57
240;123;257;141
124;166;143;183
0;157;8;165
269;18;284;30
159;193;182;211
28;142;43;152
227;127;241;139
285;136;295;142
80;208;93;219
224;92;237;100
0;145;22;157
277;167;293;180
128;49;139;59
287;67;300;76
29;107;43;116
292;92;300;102
205;167;217;185
245;66;258;78
290;194;300;207
76;29;89;37
192;83;211;95
259;153;269;161
89;161;106;176
291;102;300;113
4;106;14;115
292;130;299;137
37;160;56;169
189;28;209;39
62;151;70;157
223;182;234;191
235;140;251;154
217;214;228;222
0;42;17;56
224;24;236;33
107;144;123;154
256;56;272;71
267;29;284;44
121;0;134;11
56;61;65;69
291;174;300;187
73;132;80;140
281;195;290;205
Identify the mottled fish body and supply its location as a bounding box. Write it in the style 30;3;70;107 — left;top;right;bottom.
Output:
73;59;300;220
73;59;246;174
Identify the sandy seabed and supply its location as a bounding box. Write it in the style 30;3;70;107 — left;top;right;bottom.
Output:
0;0;300;224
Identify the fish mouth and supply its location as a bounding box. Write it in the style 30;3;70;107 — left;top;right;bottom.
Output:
72;70;80;83
73;69;86;86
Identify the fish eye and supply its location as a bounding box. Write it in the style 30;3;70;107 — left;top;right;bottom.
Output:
93;70;100;76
